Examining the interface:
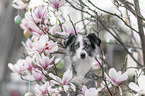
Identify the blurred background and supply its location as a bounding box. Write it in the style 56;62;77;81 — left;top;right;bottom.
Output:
0;0;25;95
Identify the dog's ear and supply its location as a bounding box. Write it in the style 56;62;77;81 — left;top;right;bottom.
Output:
87;33;101;47
64;33;76;48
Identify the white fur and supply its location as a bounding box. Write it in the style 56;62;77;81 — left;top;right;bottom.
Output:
71;56;93;87
75;35;88;59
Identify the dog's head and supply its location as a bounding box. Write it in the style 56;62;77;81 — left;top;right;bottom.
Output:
64;33;101;60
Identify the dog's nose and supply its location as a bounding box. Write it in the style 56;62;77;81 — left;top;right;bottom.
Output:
80;53;86;59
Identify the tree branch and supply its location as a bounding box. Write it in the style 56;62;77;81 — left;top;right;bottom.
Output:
118;0;145;21
87;0;139;34
134;0;145;66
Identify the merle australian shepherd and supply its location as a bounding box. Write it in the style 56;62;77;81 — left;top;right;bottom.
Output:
64;33;101;89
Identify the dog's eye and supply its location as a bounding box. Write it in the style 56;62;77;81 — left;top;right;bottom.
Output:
85;43;90;49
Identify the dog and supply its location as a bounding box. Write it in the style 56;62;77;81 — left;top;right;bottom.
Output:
64;33;101;89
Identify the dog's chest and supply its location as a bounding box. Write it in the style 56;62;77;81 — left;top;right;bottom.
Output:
74;58;92;77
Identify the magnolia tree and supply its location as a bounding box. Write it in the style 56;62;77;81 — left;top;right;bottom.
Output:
8;0;145;96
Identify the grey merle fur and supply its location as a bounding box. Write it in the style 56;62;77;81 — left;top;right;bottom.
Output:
64;33;101;95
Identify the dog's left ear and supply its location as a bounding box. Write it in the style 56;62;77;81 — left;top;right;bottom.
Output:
87;33;101;47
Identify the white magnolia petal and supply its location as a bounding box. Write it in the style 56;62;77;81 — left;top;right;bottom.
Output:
49;73;62;83
50;80;60;85
104;73;112;82
82;85;87;95
117;71;122;76
63;85;69;92
138;89;145;95
138;75;145;89
119;86;122;96
62;69;72;84
129;82;140;92
8;63;15;72
135;93;140;96
117;72;128;82
109;68;117;80
85;88;98;96
70;83;76;91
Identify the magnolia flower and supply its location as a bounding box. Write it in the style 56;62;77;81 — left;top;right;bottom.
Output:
32;70;45;83
32;5;49;23
24;11;44;35
129;75;145;95
63;21;76;35
33;53;54;70
105;68;128;86
22;38;36;56
25;11;34;23
35;34;58;54
23;56;34;72
20;18;33;32
12;0;28;9
44;41;58;54
49;69;76;92
48;0;65;10
51;21;77;36
31;32;41;41
35;34;49;52
23;34;58;55
8;59;24;75
79;85;100;96
35;81;52;96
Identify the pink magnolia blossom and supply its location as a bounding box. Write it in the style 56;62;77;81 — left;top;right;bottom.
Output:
32;5;49;23
35;82;50;96
20;19;33;32
8;59;24;75
22;34;58;55
48;0;65;10
79;85;101;96
51;21;77;36
23;56;34;72
35;81;59;96
44;41;58;54
105;68;128;86
49;69;76;92
32;70;45;83
35;34;58;54
23;11;44;35
129;75;145;95
12;0;28;9
63;21;76;35
22;38;35;56
34;53;54;70
35;34;49;52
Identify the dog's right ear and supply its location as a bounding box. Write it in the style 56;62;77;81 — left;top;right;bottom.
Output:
64;33;76;48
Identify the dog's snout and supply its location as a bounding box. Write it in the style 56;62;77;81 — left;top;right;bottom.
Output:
80;53;86;59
